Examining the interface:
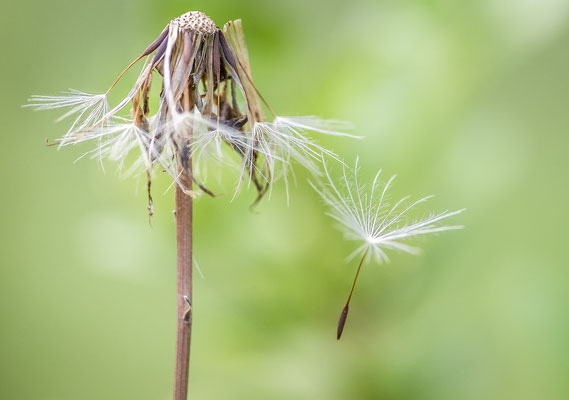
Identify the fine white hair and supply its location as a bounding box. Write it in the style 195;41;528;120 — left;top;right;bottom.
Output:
311;158;465;263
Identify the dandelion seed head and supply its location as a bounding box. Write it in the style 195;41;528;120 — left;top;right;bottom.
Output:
29;11;356;208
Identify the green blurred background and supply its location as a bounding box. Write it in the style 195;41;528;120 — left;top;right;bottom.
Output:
2;0;568;399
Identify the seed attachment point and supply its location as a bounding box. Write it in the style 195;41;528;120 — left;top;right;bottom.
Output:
174;11;218;34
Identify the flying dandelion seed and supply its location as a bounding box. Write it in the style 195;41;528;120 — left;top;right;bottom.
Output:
26;11;356;210
311;158;465;339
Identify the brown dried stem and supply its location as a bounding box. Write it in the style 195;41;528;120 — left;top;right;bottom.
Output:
174;175;193;399
173;89;194;400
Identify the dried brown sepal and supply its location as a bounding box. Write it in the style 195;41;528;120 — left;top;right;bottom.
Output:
151;38;168;68
213;31;221;87
218;32;238;70
179;142;216;198
141;25;170;57
182;31;194;66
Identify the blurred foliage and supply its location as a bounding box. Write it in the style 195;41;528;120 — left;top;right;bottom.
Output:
1;0;568;399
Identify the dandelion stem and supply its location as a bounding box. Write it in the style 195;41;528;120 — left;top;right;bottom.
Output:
337;247;369;340
174;177;193;399
173;90;194;400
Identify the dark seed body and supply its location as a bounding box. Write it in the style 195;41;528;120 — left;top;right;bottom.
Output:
337;305;349;340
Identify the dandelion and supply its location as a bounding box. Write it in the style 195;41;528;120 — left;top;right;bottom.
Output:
311;159;465;339
27;10;357;399
26;12;353;206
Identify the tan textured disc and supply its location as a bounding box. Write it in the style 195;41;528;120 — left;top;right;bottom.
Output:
173;11;218;34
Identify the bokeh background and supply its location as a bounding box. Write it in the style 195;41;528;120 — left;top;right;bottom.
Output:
2;0;568;399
